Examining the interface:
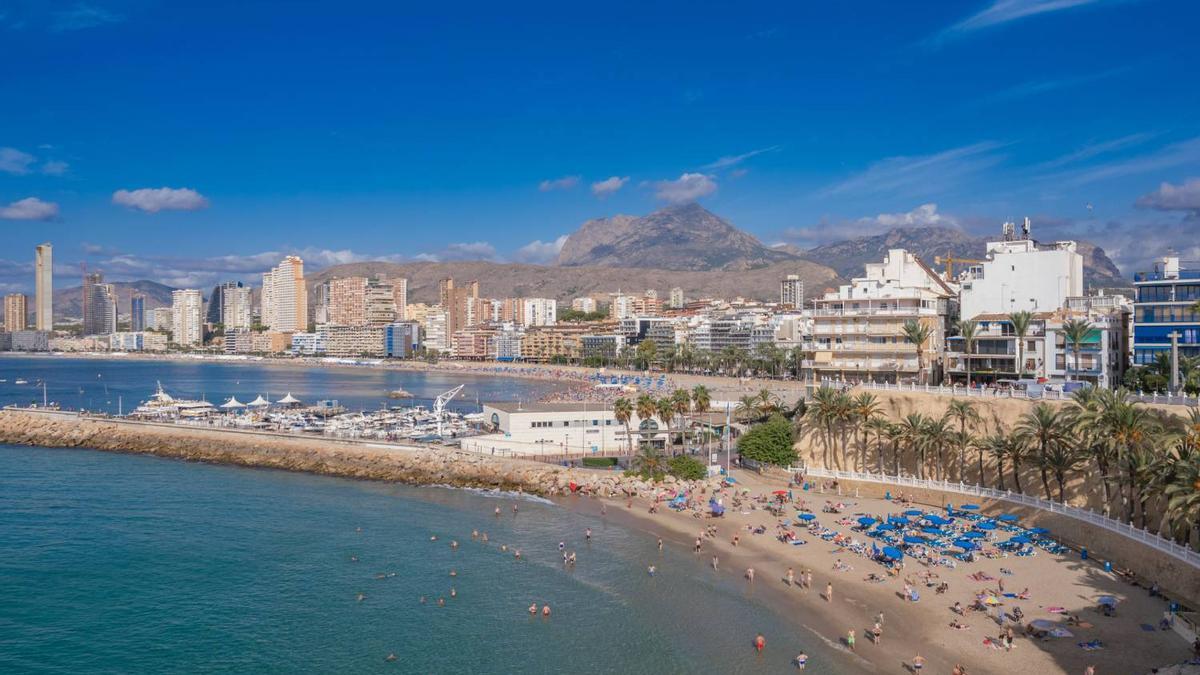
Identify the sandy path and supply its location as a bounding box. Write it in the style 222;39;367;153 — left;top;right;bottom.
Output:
576;469;1191;675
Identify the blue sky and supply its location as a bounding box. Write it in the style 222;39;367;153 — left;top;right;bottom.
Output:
2;0;1199;292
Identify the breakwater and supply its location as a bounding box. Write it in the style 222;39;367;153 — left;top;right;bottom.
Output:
0;408;709;498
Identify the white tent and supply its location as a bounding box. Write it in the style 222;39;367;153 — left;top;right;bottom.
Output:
276;392;301;405
248;395;271;407
220;396;246;409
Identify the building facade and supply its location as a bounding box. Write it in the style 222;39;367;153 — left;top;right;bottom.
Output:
35;243;52;331
1132;255;1200;369
4;293;27;332
82;272;118;336
171;289;204;347
262;256;307;332
130;294;145;332
957;220;1084;321
780;274;804;308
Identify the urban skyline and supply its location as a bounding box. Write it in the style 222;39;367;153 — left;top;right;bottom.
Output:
2;1;1199;296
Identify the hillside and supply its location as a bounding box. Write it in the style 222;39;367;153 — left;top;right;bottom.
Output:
309;259;840;305
53;280;178;321
800;227;1128;290
555;203;799;271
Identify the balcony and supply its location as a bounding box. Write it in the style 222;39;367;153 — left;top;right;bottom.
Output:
1135;270;1200;282
811;306;939;317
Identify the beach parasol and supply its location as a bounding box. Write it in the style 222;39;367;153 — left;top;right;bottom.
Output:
1097;595;1118;607
248;395;270;407
773;490;789;496
984;596;1002;605
903;509;923;517
925;515;951;525
220;396;246;409
857;516;877;527
1007;535;1032;544
887;516;908;525
962;531;986;539
797;513;816;521
1029;527;1050;534
997;514;1019;522
921;526;945;535
881;546;904;560
875;524;896;531
959;504;980;510
903;535;928;545
976;521;997;530
953;538;978;550
276;392;301;405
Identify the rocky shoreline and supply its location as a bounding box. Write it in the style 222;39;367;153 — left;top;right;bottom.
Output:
0;409;717;498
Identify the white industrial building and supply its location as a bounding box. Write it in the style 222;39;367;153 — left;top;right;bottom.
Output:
461;402;664;458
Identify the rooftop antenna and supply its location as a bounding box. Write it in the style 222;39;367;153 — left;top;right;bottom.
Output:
1001;220;1015;242
1021;217;1031;240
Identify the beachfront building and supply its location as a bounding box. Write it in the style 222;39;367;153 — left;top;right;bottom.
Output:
808;248;956;384
571;297;597;313
450;325;498;360
262;256;307;332
171;289;204;347
493;323;524;361
519;298;557;327
108;331;169;352
11;329;50;351
213;282;252;330
780;274;804;308
290;331;326;355
82;272;118;336
957;219;1084;321
463;402;664;457
608;292;634;320
423;308;449;355
581;334;625;362
4;293;27;332
385;322;419;358
669;287;685;309
521;324;589;363
320;325;385;357
130;294;145;332
1132;255;1200;374
35;243;52;331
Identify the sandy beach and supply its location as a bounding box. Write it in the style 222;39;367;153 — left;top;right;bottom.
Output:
576;469;1194;675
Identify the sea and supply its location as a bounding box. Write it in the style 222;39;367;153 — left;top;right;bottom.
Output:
0;356;852;673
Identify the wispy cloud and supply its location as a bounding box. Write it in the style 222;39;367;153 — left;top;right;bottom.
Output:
0;147;36;175
590;176;628;198
702;145;780;170
825;141;1006;197
781;203;962;249
1046;136;1200;187
415;241;499;262
112;187;210;213
0;197;59;221
650;173;717;204
40;160;70;176
974;67;1128;106
513;235;568;264
51;3;123;32
1032;132;1156;171
538;175;580;192
937;0;1119;40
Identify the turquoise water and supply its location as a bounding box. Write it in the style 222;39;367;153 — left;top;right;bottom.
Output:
0;355;554;415
0;445;851;674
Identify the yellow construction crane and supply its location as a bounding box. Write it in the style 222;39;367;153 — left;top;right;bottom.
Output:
934;254;984;280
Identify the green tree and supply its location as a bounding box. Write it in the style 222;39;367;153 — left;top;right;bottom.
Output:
635;394;658;449
667;454;707;480
613;397;634;454
1015;403;1070;501
957;319;978;387
656;397;676;454
1008;310;1033;378
632;445;665;480
901;320;933;384
852;392;883;471
635;340;658;370
1061;318;1093;383
944;399;982;482
737;414;798;467
896;413;929;479
671;388;692;448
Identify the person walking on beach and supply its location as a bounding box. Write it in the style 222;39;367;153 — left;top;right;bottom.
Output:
585;527;592;542
754;633;765;653
806;570;813;589
712;555;719;571
794;650;807;669
745;567;755;582
846;629;856;651
875;610;884;627
872;621;882;644
825;582;833;602
657;537;663;552
786;567;795;586
912;653;925;672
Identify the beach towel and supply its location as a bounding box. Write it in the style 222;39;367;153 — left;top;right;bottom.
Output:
790;540;807;546
1002;593;1017;598
1140;624;1157;632
1049;628;1074;638
1046;606;1066;614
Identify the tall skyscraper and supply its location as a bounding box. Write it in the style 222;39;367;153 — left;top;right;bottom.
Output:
131;294;146;332
82;272;118;336
205;284;224;325
780;274;804;308
392;277;408;325
261;256;306;332
171;289;204;346
438;277;479;336
4;293;27;331
326;276;367;326
35;243;52;331
220;282;252;330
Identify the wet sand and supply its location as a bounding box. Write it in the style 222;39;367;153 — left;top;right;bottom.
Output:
574;469;1192;675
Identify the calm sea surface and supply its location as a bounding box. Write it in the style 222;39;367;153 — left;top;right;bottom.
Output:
0;357;851;673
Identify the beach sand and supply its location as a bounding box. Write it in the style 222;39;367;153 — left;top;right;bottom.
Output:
576;469;1191;675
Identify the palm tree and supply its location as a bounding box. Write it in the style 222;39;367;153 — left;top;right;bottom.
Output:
944;399;982;482
1015;403;1069;501
1162;441;1200;546
1006;433;1030;495
691;384;712;456
984;433;1010;491
1008;310;1033;379
1040;438;1084;503
671;389;692;449
806;387;851;470
755;388;780;416
901;320;933;384
956;319;979;388
735;394;761;423
852;392;883;471
1066;388;1117;516
633;445;665;477
656;397;676;454
1102;392;1158;522
920;417;953;481
896;413;929;478
864;416;892;473
635;394;657;450
613;397;634;454
884;423;905;476
1061;318;1093;383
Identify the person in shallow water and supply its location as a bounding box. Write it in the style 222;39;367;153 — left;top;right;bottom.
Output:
542;604;551;617
528;603;537;615
794;651;807;669
754;633;765;652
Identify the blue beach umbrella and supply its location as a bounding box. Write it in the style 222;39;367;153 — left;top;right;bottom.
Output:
1007;535;1032;544
921;526;945;535
887;516;908;525
903;535;928;545
976;521;997;530
925;515;951;525
875;524;896;532
953;539;978;550
857;516;877;527
997;514;1019;523
960;504;980;510
797;513;816;521
962;531;986;539
1029;527;1049;534
903;509;923;517
881;546;904;560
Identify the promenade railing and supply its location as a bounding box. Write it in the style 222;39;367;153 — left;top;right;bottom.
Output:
798;465;1200;569
832;379;1200;408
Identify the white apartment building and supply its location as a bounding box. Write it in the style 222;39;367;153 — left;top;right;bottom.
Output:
780;274;804;308
35;243;52;331
171;289;204;347
290;331;326;355
520;298;557;327
669;287;684;309
148;306;173;331
261;256;307;332
809;249;956;383
958;220;1084;321
609;293;634;320
571;297;596;313
423;308;448;354
221;284;252;330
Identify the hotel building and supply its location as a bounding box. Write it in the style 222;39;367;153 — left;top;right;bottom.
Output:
4;293;27;331
261;256;307;332
171;289;204;347
1132;255;1200;369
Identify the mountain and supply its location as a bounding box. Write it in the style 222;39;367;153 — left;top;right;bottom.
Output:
556;203;800;271
53;280;178;322
800;227;1128;290
309;260;841;306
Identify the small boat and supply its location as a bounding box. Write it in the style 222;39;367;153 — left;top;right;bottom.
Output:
14;379;28;385
387;389;413;399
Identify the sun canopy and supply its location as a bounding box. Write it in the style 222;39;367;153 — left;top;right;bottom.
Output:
887;516;908;525
976;521;997;530
953;539;978;550
1028;527;1050;534
921;527;945;535
797;513;816;521
248;395;270;407
1007;535;1032;544
924;515;951;525
962;531;986;539
903;535;928;545
881;546;904;560
1098;595;1118;606
276;392;301;405
903;509;923;517
959;504;980;510
997;514;1019;522
875;524;896;531
220;396;246;409
857;517;877;526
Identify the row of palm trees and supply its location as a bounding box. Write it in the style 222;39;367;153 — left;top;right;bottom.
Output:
612;385;712;455
801;386;1200;547
900;313;1097;385
585;342;807;380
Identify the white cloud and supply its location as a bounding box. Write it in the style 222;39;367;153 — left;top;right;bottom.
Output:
51;3;124;31
1136;178;1200;213
826;141;1006;197
590;176;628;198
780;203;964;250
514;235;568;264
538;175;580;192
939;0;1113;38
415;241;499;262
652;172;717;204
869;203;960;228
702;145;780;170
0;197;59;220
112;187;210;213
1033;133;1155;171
0;147;36;175
41;160;70;176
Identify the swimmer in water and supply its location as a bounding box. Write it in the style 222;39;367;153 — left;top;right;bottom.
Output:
745;567;755;582
795;651;807;669
494;506;501;516
529;603;537;615
385;653;396;662
558;541;565;552
450;540;458;549
601;505;607;516
585;528;592;542
542;604;551;617
500;544;508;552
449;570;457;577
350;555;358;562
437;598;445;607
514;549;521;559
512;504;518;514
430;535;438;541
648;565;656;576
657;538;663;551
481;533;489;542
754;633;765;652
356;593;365;602
450;588;457;598
471;529;479;539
